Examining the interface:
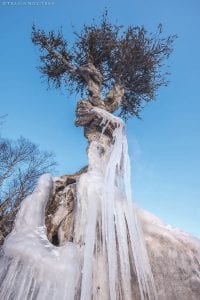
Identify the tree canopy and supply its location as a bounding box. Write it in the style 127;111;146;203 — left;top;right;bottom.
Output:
32;13;176;119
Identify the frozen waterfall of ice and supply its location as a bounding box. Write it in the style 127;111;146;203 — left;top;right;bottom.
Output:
0;174;80;300
0;109;157;300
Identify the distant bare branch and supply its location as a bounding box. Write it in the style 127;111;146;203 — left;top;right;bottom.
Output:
0;136;57;244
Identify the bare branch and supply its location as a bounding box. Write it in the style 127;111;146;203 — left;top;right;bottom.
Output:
0;136;57;244
104;84;124;113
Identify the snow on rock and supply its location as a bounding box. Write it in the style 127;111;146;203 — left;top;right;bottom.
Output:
138;208;200;300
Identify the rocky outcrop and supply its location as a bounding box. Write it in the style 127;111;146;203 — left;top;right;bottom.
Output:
45;166;87;246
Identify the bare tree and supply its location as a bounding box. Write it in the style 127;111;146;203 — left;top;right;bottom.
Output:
32;12;176;120
0;136;56;244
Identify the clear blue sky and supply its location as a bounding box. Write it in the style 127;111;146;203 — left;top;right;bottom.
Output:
0;0;200;237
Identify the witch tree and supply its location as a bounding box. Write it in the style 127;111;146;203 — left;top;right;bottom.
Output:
32;13;176;121
0;15;178;300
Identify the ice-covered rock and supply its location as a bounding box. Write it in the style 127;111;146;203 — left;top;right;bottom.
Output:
0;103;199;300
139;209;200;300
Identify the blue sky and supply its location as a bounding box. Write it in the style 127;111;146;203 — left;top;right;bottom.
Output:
0;0;200;237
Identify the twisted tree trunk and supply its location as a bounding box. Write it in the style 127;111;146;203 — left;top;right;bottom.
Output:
77;63;124;112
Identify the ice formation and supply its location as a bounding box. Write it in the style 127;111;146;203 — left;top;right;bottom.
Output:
0;110;157;300
0;174;80;300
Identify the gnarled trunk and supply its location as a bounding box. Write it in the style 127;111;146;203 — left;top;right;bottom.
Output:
77;63;124;113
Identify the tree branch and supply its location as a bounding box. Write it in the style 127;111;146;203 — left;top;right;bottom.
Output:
104;84;124;113
45;43;74;73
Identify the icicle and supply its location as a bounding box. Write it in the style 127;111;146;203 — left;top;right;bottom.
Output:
73;108;157;299
122;134;158;300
